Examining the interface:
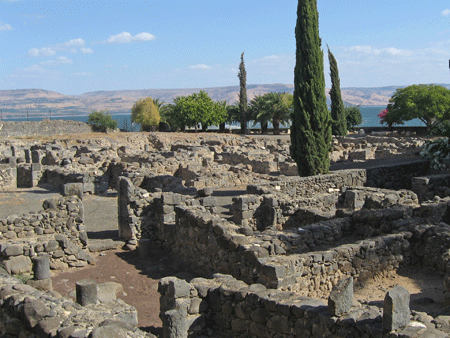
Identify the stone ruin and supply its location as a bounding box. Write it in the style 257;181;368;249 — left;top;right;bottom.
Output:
0;131;450;337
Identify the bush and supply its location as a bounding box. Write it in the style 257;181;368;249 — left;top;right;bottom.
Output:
87;110;118;132
420;137;450;170
345;106;362;129
131;97;161;131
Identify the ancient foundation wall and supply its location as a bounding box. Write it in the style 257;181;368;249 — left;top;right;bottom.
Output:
0;195;93;274
0;120;92;137
0;273;146;338
158;273;444;338
365;159;430;190
412;173;450;203
247;169;367;198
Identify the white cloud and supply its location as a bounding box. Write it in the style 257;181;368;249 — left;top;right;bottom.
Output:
27;47;56;57
39;56;73;66
346;45;413;57
59;38;84;47
19;64;61;77
80;48;93;54
0;23;12;31
442;9;450;16
188;64;211;70
73;72;93;76
104;31;156;44
326;42;450;87
28;38;88;57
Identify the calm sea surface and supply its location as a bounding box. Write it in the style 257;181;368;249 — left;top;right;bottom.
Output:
0;106;425;128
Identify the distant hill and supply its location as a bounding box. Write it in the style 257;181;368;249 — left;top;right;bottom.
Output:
1;84;450;117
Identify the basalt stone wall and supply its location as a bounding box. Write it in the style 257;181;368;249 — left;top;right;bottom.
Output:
247;169;367;198
231;193;339;231
411;173;450;203
0;196;93;274
0;273;152;338
0;165;16;189
365;159;430;190
0;120;92;137
135;192;450;300
158;274;447;338
340;186;419;211
220;151;278;175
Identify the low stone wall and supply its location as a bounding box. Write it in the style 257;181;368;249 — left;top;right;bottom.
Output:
412;173;450;203
365;159;430;190
341;186;419;211
0;195;93;274
0;120;92;137
248;169;366;198
0;272;152;338
158;274;446;338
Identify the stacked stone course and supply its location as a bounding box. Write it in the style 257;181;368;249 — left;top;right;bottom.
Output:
0;195;94;274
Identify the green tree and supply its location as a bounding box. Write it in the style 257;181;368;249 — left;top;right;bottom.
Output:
238;52;248;134
345;106;363;129
87;110;118;132
386;84;450;132
163;91;227;132
327;46;347;136
131;97;161;131
290;0;331;176
249;92;293;134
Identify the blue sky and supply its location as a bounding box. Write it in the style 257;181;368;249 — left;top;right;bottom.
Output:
0;0;449;95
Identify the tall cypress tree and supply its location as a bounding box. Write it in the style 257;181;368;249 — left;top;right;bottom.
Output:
238;52;248;134
290;0;331;176
328;46;347;136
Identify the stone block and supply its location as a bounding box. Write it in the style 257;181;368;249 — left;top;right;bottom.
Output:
328;276;353;317
31;163;42;171
63;183;84;200
383;285;410;331
3;244;24;257
167;279;191;299
4;255;32;274
197;187;213;197
23;298;50;328
97;282;123;303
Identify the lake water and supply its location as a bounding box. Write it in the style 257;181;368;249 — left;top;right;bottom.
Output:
0;106;425;128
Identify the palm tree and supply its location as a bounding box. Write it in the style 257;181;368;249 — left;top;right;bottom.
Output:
250;92;293;134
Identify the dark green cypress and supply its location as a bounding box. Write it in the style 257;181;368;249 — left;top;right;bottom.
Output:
290;0;331;176
238;52;248;134
328;46;347;136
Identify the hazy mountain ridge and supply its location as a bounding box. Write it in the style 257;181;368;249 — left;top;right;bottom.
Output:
1;84;449;115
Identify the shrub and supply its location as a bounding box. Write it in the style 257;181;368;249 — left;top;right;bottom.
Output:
345;106;362;129
420;137;450;170
87;110;118;132
131;97;161;132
